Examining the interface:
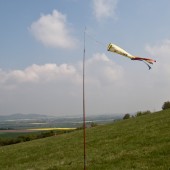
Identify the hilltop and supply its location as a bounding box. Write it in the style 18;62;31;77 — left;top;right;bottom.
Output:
0;109;170;170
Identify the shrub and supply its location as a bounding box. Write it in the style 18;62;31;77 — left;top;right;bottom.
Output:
0;138;21;146
162;101;170;110
136;110;151;117
123;114;130;119
18;136;31;142
90;122;98;127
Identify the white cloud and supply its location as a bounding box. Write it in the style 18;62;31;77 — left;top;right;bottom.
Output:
2;47;170;116
144;40;170;108
0;54;123;87
0;63;80;86
92;0;118;21
86;53;123;86
0;54;125;115
146;40;170;62
146;40;170;77
30;10;77;49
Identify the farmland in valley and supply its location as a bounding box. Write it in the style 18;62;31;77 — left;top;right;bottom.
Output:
0;113;119;141
0;113;119;130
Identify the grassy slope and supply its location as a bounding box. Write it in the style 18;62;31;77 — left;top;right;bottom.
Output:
0;110;170;170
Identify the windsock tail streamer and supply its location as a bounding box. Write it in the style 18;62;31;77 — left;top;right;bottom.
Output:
131;56;156;64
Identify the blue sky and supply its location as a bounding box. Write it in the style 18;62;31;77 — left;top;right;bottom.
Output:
0;0;170;116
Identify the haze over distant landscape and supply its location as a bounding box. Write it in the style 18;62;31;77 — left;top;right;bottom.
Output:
0;0;170;116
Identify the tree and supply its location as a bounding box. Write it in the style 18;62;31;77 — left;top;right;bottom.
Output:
135;110;151;117
90;122;98;127
162;101;170;110
136;111;142;117
123;113;130;120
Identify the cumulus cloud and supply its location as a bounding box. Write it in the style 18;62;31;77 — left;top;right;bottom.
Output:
0;63;80;87
146;40;170;77
92;0;118;21
3;48;170;115
146;40;170;62
30;10;77;49
143;40;170;108
0;54;123;88
0;54;125;115
86;53;123;86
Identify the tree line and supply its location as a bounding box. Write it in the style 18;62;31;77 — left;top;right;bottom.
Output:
123;101;170;120
0;130;74;147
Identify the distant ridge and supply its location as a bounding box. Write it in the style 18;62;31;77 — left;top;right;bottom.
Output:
0;113;49;121
0;113;123;122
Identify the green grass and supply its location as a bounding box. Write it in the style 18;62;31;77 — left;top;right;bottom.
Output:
0;109;170;170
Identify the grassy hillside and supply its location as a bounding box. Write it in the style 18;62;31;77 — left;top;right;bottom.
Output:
0;110;170;170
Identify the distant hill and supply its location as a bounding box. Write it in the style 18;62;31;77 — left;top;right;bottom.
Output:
0;113;122;123
0;113;122;130
0;113;48;121
0;109;169;170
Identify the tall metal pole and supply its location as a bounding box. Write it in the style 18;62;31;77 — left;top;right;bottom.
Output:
83;28;86;170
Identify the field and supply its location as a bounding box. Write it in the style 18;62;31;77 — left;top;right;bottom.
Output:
0;109;170;170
